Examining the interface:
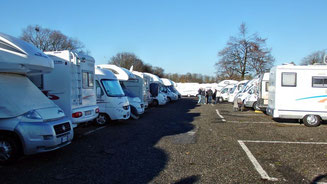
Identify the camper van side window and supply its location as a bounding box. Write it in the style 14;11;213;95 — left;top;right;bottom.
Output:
312;77;327;88
281;72;297;87
82;71;94;89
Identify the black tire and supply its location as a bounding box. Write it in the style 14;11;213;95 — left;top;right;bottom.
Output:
167;97;171;102
130;113;140;120
0;134;20;165
95;113;109;126
218;97;223;103
253;102;260;111
152;100;159;106
303;115;321;127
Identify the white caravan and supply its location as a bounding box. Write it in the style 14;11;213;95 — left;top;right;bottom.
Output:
143;73;167;106
175;83;200;97
0;33;73;163
216;84;235;102
257;72;270;111
97;65;145;119
30;51;99;128
216;80;238;91
267;64;327;127
161;78;178;101
228;80;248;103
94;68;130;125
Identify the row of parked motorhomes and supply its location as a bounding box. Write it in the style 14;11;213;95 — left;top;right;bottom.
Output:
178;63;327;128
0;33;181;164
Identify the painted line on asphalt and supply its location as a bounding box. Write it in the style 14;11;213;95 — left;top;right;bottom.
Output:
215;109;226;122
229;121;274;124
239;140;327;182
238;140;278;181
241;140;327;145
211;104;214;107
83;126;107;136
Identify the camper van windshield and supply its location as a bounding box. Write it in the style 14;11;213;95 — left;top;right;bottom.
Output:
168;86;177;93
101;79;125;97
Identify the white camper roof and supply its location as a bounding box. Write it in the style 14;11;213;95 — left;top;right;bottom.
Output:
97;64;136;81
143;73;163;84
161;78;173;86
0;33;53;74
95;67;117;80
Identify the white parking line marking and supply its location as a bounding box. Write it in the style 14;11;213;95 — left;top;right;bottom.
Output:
215;109;226;122
229;121;274;124
238;140;278;181
211;104;214;107
241;140;327;145
83;126;106;136
238;140;327;182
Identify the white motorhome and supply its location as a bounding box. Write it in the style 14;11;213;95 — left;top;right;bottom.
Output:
228;80;248;103
267;64;327;127
97;64;145;119
161;78;178;101
216;84;235;102
29;51;99;128
132;71;152;108
257;72;270;111
143;73;167;106
216;80;238;91
235;77;260;111
0;33;73;163
94;68;130;125
161;78;181;100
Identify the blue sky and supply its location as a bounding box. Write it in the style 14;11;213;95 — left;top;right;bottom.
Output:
1;0;327;76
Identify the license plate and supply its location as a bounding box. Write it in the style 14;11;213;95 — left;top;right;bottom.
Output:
61;136;68;143
85;110;91;116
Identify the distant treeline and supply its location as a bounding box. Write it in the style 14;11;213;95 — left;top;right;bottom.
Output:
109;52;216;83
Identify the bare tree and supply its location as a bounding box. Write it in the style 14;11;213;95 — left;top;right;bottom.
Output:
301;50;326;65
20;25;84;52
216;23;274;80
109;52;144;71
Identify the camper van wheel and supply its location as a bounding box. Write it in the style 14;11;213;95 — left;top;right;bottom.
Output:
303;115;321;127
253;102;260;111
0;135;20;164
95;114;109;126
152;100;159;106
167;97;171;102
218;97;223;103
130;113;140;120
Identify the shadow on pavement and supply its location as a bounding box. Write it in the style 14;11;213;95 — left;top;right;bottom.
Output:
173;175;200;184
0;98;199;184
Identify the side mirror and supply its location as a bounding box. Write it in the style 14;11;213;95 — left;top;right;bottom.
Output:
96;87;102;98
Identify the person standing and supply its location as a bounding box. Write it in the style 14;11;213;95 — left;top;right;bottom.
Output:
197;88;202;104
207;88;213;104
201;88;206;104
213;89;217;104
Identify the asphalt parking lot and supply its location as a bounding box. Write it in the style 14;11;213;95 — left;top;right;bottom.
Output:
0;98;326;184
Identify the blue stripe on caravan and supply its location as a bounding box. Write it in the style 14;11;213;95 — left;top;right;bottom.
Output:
296;95;327;101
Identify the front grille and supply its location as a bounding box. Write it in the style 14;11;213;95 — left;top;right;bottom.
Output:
123;105;129;110
54;122;71;135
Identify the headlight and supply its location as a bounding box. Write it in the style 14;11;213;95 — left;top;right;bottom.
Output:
23;110;42;120
20;110;43;122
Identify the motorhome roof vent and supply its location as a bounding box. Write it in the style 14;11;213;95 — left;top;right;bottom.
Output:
282;62;296;66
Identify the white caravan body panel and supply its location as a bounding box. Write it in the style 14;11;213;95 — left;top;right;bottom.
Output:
267;65;327;120
39;51;98;125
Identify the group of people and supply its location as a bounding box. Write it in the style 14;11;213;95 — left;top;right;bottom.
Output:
197;88;218;104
